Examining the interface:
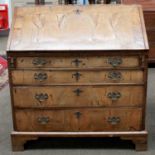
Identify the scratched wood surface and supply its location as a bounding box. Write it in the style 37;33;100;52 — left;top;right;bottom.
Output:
8;5;148;51
15;108;142;132
13;85;144;108
15;56;140;68
11;70;144;85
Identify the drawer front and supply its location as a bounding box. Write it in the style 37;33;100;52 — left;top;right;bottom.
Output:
13;86;144;108
11;70;144;85
15;108;142;132
15;56;140;69
144;12;155;29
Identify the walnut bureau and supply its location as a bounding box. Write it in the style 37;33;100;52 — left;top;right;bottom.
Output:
7;5;149;151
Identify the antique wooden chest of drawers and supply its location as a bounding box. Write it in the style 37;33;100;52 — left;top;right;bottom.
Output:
7;5;149;151
119;0;155;63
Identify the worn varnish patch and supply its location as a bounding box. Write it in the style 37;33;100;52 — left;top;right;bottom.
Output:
8;5;148;51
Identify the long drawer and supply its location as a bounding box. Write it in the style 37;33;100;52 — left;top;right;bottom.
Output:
13;86;144;108
15;108;142;132
11;70;144;85
14;56;140;69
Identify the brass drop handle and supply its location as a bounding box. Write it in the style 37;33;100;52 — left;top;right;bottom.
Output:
108;71;122;81
32;58;47;67
107;92;121;101
72;72;82;81
108;57;122;67
37;116;49;125
35;93;48;102
74;111;82;119
34;73;47;82
73;88;83;96
71;58;82;67
107;117;120;125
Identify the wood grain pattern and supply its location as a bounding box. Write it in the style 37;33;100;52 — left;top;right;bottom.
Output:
7;5;148;51
7;5;148;151
15;56;140;69
15;108;142;132
11;70;144;85
13;86;144;108
11;131;148;151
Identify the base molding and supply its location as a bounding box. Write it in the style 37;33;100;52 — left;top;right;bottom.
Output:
11;131;148;151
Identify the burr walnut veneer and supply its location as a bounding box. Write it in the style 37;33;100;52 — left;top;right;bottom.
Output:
7;5;149;151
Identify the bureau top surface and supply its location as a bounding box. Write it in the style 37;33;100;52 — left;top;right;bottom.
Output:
121;0;155;11
7;5;148;52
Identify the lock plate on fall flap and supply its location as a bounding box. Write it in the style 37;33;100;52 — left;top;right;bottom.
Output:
74;9;82;15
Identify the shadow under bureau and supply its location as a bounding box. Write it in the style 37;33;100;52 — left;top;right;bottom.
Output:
7;5;149;151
